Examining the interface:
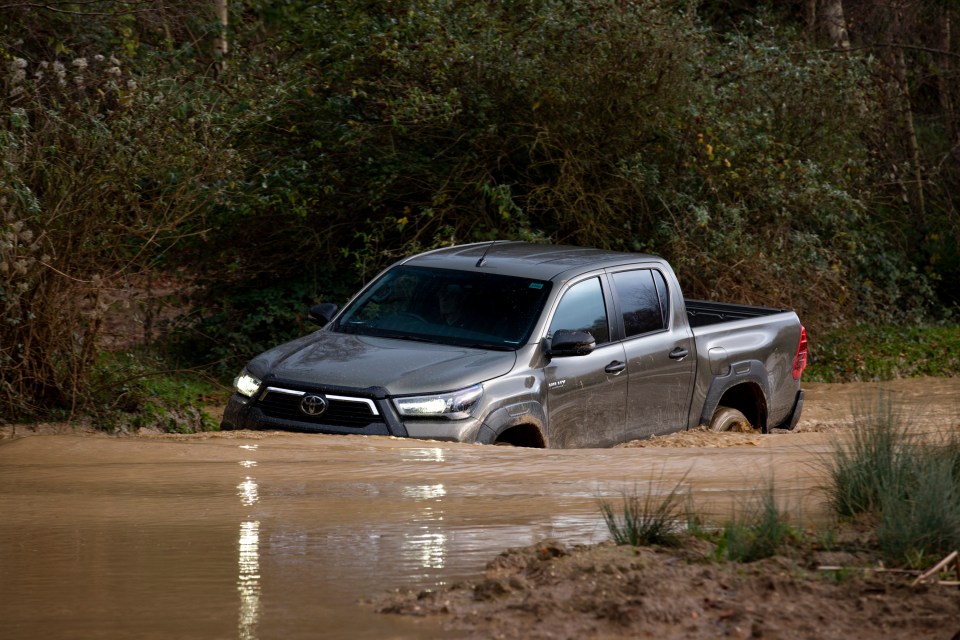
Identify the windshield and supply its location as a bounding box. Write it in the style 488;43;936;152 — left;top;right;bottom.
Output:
332;265;553;350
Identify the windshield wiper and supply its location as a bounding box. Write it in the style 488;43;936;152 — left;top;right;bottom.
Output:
392;334;443;344
464;342;515;351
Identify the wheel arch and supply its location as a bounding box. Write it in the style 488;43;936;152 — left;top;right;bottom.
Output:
699;361;770;432
476;401;547;448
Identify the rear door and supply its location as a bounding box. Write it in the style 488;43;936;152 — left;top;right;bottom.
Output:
543;275;627;448
609;268;695;441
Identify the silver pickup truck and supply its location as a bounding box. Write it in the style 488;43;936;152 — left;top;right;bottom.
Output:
221;242;807;447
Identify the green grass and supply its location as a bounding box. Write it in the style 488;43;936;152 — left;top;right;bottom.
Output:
716;479;799;563
599;473;689;548
601;474;799;562
822;394;911;517
603;390;960;570
822;392;960;567
90;351;228;433
805;323;960;382
876;452;960;568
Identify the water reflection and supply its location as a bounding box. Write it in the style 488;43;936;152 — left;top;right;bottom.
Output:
402;483;449;572
237;448;261;640
238;520;261;640
237;477;259;507
401;447;446;463
403;530;447;569
401;483;447;501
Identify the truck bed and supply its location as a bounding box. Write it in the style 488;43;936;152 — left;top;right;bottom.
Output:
683;299;803;432
684;299;788;329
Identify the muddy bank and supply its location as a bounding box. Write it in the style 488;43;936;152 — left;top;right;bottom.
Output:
372;538;960;640
367;377;960;640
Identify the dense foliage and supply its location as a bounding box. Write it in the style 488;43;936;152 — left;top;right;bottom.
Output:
2;0;958;421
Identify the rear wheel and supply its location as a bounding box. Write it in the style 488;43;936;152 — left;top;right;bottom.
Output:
709;406;753;432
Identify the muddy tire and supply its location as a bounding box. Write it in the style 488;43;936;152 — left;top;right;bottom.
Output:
709;406;753;432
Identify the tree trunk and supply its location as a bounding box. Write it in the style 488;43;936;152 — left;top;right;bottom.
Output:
892;3;925;218
213;0;228;71
939;9;959;165
822;0;850;49
805;0;817;35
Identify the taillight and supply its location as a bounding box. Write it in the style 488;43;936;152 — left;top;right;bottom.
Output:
792;325;808;380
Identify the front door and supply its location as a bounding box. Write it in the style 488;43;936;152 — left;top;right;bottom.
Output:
543;276;627;448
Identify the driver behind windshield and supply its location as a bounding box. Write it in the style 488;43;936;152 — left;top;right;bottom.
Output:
438;284;467;327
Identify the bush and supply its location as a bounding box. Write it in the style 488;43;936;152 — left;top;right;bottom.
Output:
167;272;351;376
0;49;245;419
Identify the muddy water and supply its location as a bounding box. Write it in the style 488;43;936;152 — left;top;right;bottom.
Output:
1;378;957;640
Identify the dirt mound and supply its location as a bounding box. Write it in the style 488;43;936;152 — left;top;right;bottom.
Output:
372;539;960;640
618;426;764;448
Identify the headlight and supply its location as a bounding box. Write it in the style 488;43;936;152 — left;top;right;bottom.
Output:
233;369;262;398
393;385;482;420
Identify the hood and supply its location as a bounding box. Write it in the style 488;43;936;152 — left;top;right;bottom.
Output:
247;330;517;395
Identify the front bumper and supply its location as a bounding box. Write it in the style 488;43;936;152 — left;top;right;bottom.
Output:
220;385;406;438
220;386;482;443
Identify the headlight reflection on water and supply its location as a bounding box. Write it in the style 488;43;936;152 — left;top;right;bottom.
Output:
401;483;448;571
403;530;447;570
401;483;447;501
237;449;262;640
237;477;259;507
238;520;261;640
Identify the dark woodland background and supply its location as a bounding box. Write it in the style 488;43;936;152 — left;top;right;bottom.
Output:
2;0;958;420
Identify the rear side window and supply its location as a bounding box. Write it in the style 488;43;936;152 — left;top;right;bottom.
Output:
548;277;610;344
612;269;668;338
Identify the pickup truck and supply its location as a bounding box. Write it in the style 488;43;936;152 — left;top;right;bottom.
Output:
221;242;807;448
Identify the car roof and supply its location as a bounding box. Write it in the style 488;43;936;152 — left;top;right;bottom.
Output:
402;241;662;281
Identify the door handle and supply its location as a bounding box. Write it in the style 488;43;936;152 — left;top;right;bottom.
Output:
668;347;689;360
604;360;626;374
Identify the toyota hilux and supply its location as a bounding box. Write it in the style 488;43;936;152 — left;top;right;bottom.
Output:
221;242;807;448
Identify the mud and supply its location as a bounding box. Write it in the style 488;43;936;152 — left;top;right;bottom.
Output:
373;538;960;640
1;378;958;639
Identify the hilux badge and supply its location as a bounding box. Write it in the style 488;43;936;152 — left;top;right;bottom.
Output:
300;394;329;416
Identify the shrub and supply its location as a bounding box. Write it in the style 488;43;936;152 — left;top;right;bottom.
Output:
0;49;245;419
89;351;223;433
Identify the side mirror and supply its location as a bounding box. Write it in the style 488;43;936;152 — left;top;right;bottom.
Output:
309;302;339;326
548;329;596;357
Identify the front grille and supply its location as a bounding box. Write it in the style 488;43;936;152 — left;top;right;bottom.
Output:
257;387;384;428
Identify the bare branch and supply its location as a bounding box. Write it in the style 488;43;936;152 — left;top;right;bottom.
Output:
0;0;153;16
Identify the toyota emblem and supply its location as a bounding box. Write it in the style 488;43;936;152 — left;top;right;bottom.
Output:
299;394;329;417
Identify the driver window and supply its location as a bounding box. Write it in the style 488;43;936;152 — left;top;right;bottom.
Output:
548;277;609;344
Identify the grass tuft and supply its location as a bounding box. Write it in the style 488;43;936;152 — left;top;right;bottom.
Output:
823;393;960;567
599;472;689;548
823;393;911;517
716;478;798;563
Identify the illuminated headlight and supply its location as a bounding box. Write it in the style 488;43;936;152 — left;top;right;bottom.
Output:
393;385;482;420
233;369;262;398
